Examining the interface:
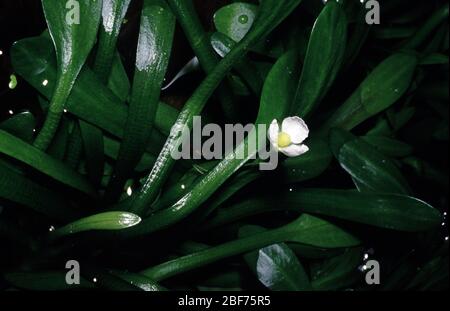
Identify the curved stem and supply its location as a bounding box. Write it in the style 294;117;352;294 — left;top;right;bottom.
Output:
33;77;72;150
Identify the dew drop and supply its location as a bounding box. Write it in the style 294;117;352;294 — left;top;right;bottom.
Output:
49;225;55;232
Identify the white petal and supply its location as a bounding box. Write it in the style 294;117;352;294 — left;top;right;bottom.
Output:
268;119;280;146
281;116;309;144
280;144;309;157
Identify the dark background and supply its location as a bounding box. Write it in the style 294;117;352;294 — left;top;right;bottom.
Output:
0;1;448;284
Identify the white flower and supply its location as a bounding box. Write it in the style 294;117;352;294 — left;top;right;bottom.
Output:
268;116;310;157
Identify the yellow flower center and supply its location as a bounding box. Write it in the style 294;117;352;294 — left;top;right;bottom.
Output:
277;132;291;148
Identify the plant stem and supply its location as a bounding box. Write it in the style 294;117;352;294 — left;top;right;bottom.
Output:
33;77;72;150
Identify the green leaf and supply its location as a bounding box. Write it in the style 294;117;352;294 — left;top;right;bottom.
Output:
0;111;36;143
293;1;347;117
10;33;177;141
214;2;259;42
0;129;95;195
330;128;411;195
34;0;102;149
240;225;311;291
52;211;141;237
283;214;359;247
211;189;441;232
106;0;175;201
93;0;132;81
256;244;311;291
324;52;418;131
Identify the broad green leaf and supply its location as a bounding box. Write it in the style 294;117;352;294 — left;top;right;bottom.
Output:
52;211;141;237
0;111;36;143
214;2;258;42
0;129;95;195
311;247;363;290
283;214;359;247
256;244;311;291
4;271;95;291
280;137;332;183
106;0;175;201
212;189;441;232
34;0;102;150
293;1;347;117
324;53;418;131
10;33;178;139
240;225;311;291
330;128;411;194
